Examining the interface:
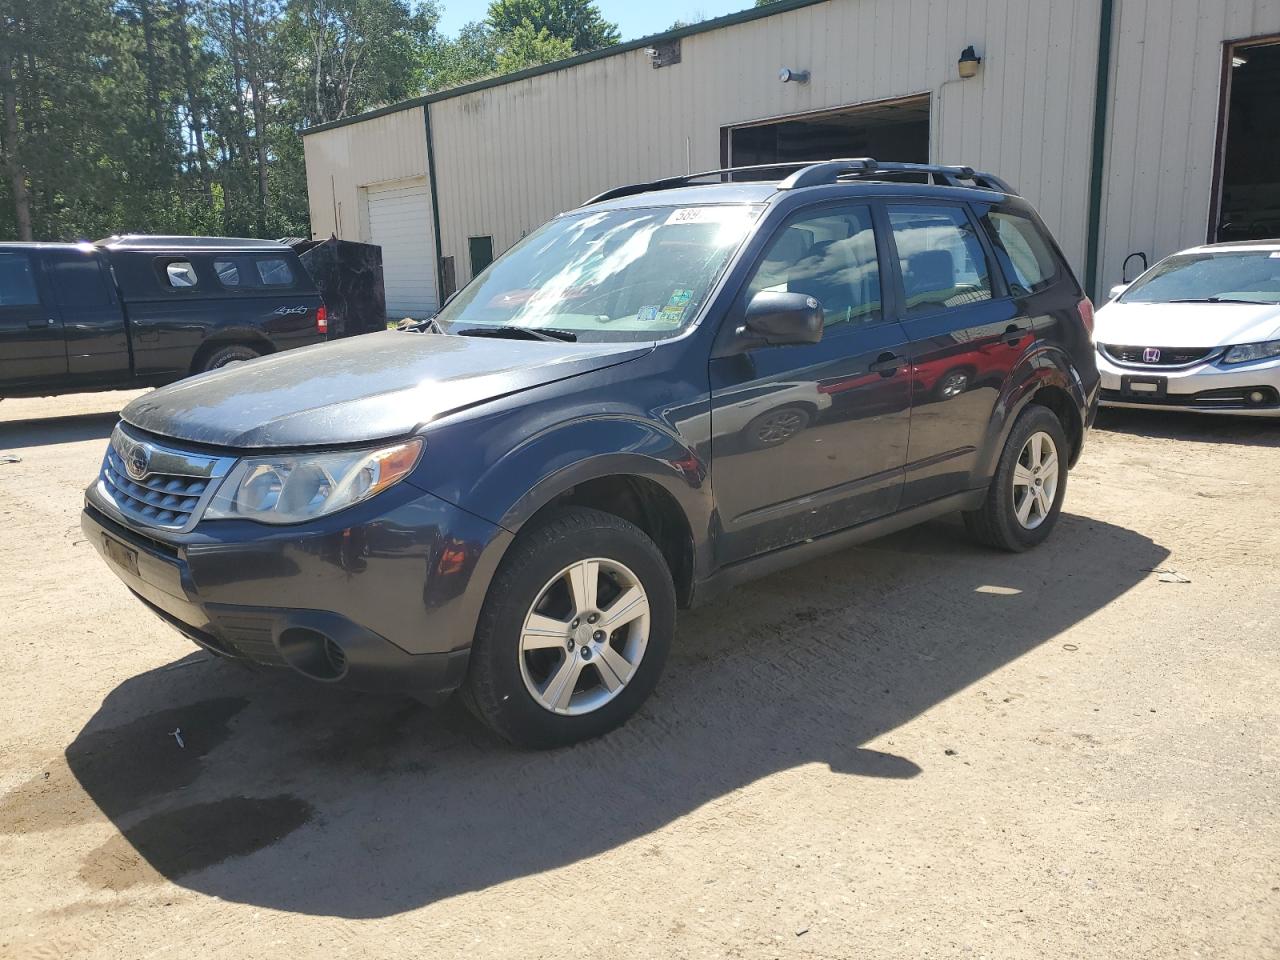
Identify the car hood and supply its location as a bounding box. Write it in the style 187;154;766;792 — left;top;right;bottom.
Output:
121;331;651;448
1095;300;1280;348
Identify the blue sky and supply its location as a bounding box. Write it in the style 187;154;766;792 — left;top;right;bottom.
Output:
436;1;756;41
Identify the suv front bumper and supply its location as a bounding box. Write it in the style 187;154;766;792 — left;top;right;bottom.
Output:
82;482;512;702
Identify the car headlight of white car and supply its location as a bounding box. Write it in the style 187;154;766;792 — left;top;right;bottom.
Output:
205;439;423;524
1222;339;1280;364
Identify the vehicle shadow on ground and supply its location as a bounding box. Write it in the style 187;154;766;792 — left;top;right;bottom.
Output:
1095;408;1279;447
2;512;1167;918
0;411;119;449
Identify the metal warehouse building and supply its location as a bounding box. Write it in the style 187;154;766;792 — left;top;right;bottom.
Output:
302;0;1280;318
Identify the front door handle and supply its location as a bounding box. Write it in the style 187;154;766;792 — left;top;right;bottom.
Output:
27;317;54;329
868;352;903;376
1003;323;1028;346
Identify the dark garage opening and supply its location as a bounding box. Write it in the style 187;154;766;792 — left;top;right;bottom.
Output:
1215;38;1280;241
726;96;929;175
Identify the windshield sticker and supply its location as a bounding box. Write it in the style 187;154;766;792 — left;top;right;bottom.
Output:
1271;252;1280;259
637;305;660;322
666;288;693;308
658;305;686;324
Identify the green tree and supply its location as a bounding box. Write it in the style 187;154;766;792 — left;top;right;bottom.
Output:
493;20;574;74
485;0;619;53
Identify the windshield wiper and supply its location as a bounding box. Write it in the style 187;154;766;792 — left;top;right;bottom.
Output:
1167;297;1270;305
455;325;578;342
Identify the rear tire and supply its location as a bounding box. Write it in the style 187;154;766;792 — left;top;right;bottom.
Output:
461;507;676;749
963;404;1069;552
199;344;261;372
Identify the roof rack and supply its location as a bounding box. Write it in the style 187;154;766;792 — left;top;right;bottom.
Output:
584;158;1015;205
778;158;1015;193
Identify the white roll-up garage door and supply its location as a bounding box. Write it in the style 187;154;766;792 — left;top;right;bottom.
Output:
366;180;438;319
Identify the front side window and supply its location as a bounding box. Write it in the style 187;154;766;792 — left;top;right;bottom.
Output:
983;210;1058;295
888;204;992;316
1120;251;1280;305
0;252;40;306
431;204;763;342
744;204;883;329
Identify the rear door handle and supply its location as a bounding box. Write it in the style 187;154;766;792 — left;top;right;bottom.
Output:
1003;323;1028;346
868;352;903;375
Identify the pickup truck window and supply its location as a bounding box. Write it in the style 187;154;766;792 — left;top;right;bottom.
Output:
0;252;40;306
166;261;198;288
214;256;295;289
50;259;112;307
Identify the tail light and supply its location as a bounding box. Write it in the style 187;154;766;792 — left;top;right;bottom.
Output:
316;304;329;335
1076;297;1095;339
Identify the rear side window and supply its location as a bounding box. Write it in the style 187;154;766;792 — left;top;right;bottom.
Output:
887;204;992;316
256;258;294;286
50;258;112;308
983;210;1059;295
165;260;198;288
0;252;40;306
213;256;295;289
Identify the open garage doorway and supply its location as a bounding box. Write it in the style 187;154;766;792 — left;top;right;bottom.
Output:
724;94;930;176
1212;37;1280;242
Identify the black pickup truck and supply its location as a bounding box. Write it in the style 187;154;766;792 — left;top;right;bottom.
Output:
0;235;326;399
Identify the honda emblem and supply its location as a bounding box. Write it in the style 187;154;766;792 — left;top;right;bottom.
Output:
1142;347;1161;364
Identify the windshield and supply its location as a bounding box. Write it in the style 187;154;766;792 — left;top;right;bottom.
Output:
1121;250;1280;305
431;204;763;342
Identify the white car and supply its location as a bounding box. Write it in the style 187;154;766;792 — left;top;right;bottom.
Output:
1095;240;1280;416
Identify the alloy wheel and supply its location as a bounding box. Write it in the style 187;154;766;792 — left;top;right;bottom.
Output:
518;558;651;715
1011;430;1059;529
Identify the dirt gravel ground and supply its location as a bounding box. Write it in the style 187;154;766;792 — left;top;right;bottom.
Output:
0;390;1276;960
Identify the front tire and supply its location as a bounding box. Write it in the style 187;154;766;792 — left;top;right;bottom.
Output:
963;404;1069;552
461;507;676;749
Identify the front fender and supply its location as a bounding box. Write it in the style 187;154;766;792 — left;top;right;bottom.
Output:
971;344;1089;484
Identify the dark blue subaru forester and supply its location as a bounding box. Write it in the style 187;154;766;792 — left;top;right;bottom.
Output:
84;159;1099;748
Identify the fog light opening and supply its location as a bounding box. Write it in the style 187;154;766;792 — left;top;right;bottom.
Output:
1248;390;1266;405
278;627;349;681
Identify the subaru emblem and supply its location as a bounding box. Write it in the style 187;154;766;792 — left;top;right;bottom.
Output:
1143;347;1161;364
126;443;152;480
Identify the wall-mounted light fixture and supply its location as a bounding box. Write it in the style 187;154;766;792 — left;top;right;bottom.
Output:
958;45;982;79
779;67;810;84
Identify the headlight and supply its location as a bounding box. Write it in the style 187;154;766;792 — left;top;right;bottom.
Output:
1223;339;1280;364
205;438;423;524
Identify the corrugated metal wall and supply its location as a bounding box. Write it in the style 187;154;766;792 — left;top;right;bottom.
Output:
303;106;430;243
301;0;1280;299
427;0;1105;287
1096;0;1280;294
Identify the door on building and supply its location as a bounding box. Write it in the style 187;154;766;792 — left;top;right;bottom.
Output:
1213;38;1280;242
366;180;439;318
726;95;929;173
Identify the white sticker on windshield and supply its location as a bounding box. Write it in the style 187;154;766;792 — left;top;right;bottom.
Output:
665;206;752;226
1271;251;1280;258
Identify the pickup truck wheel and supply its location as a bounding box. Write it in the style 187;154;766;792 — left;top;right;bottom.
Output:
200;344;261;372
461;506;675;749
963;404;1069;552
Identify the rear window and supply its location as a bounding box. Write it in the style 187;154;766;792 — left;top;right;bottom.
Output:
982;210;1059;295
0;252;40;306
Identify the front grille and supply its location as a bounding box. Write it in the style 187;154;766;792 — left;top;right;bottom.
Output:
96;425;236;532
1100;344;1217;367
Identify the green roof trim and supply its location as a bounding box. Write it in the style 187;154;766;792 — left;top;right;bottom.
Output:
303;0;833;136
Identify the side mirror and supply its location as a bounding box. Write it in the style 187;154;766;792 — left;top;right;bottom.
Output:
1109;282;1129;301
742;291;823;346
